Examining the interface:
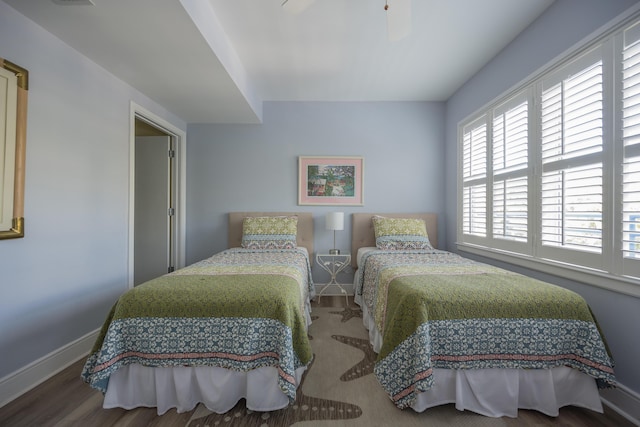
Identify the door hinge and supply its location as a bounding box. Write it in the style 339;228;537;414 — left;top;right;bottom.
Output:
168;208;175;216
168;266;175;273
168;149;175;158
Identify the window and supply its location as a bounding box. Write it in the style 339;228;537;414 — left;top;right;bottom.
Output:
538;49;605;269
461;118;487;238
458;14;640;295
492;93;529;246
622;20;640;277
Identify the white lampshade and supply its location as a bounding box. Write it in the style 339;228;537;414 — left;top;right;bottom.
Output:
326;212;344;231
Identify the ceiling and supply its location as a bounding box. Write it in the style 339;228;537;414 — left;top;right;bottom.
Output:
3;0;555;124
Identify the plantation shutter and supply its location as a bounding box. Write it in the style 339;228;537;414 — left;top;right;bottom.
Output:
492;93;529;243
458;15;640;291
462;119;487;237
622;21;640;275
540;49;604;259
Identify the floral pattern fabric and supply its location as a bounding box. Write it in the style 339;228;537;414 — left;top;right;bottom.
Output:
372;215;433;250
241;216;298;249
82;248;314;403
357;249;616;409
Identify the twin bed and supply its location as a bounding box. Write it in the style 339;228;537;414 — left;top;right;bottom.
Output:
82;211;615;419
351;213;615;418
82;212;315;415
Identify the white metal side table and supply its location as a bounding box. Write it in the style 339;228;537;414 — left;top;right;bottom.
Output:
315;252;351;304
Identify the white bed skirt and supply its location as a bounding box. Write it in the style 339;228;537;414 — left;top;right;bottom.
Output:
103;303;313;415
359;301;604;418
104;364;306;415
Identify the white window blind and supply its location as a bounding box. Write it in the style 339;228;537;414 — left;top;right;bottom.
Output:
540;52;604;255
540;164;603;252
462;120;487;237
622;21;640;271
462;185;487;236
463;121;487;179
492;96;528;242
457;13;640;293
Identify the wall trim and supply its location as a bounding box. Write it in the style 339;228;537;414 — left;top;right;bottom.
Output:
0;328;99;408
601;384;640;426
458;243;640;299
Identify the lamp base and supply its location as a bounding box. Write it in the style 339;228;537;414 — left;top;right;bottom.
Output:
329;249;340;255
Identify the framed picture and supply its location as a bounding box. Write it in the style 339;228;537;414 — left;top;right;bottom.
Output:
0;58;28;239
298;156;364;206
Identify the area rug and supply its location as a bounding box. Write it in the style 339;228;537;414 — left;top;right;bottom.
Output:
186;306;520;427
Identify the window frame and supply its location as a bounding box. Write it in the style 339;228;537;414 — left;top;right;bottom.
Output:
459;115;489;244
490;89;533;254
619;19;640;280
535;45;609;271
457;9;640;298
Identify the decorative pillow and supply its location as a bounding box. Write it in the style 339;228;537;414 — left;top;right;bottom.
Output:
241;216;298;249
372;215;432;250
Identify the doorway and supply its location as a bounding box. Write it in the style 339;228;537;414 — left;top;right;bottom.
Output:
129;104;185;288
134;122;174;285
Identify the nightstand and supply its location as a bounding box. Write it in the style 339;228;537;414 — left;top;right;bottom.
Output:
315;252;351;304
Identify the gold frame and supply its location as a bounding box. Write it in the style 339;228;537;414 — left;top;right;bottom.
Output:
0;58;28;239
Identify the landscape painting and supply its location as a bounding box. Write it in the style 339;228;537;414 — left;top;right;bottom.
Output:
298;156;364;206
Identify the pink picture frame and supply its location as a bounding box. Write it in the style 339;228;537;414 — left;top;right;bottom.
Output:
298;156;364;206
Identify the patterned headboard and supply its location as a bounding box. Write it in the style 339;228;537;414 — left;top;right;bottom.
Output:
350;213;438;268
228;212;314;259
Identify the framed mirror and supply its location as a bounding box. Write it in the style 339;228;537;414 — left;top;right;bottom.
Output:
0;58;28;239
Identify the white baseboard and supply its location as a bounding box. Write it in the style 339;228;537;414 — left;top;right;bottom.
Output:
601;384;640;426
0;328;99;408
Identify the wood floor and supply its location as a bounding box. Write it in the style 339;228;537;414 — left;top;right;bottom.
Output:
0;296;635;427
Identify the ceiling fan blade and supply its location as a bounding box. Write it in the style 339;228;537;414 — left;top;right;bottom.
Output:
281;0;315;14
386;0;411;41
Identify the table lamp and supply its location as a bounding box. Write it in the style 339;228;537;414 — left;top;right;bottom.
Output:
325;212;344;255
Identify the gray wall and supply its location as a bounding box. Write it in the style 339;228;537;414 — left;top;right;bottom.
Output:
0;2;186;378
186;101;445;284
444;0;640;396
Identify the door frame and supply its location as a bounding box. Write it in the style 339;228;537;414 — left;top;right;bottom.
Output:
128;102;186;288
